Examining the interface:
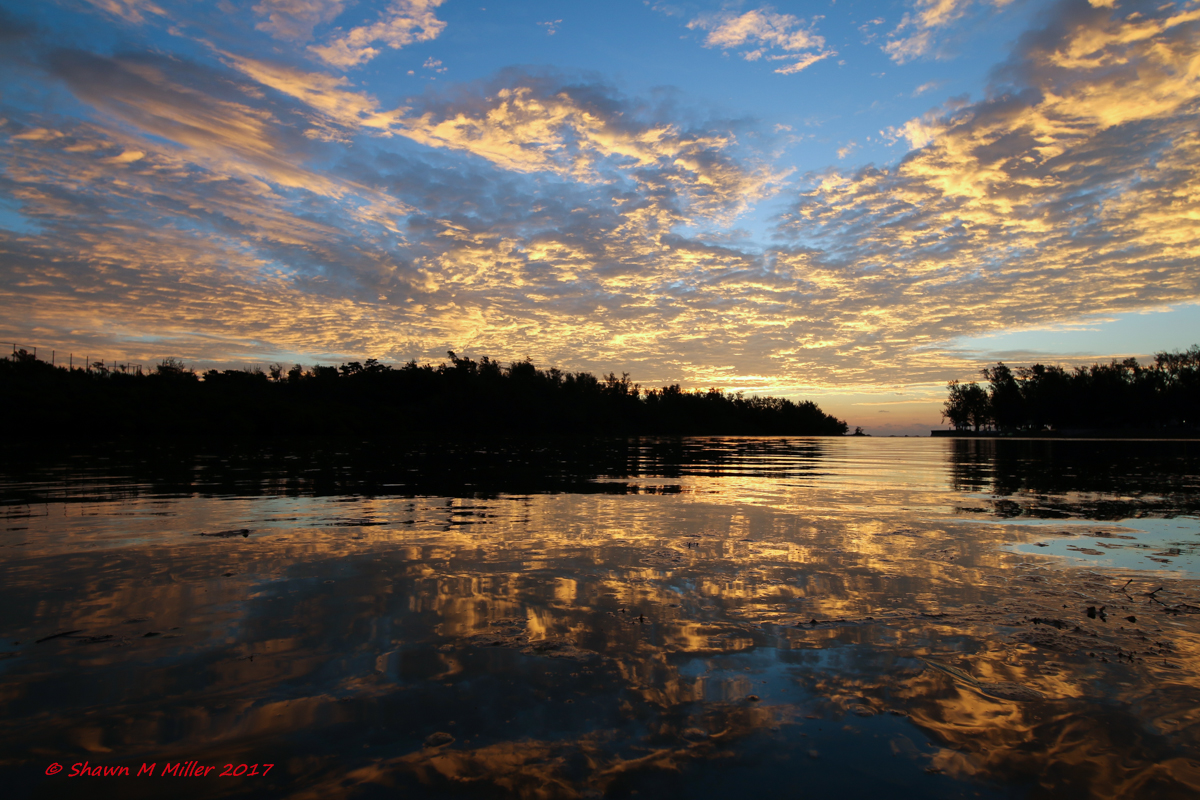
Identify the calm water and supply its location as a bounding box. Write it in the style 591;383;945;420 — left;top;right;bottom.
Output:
2;437;1199;799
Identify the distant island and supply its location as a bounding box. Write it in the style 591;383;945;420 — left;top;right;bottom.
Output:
940;347;1199;434
0;350;848;439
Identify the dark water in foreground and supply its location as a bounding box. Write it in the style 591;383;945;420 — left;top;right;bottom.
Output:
2;438;1199;799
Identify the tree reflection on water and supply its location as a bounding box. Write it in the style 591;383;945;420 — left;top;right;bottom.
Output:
948;438;1200;518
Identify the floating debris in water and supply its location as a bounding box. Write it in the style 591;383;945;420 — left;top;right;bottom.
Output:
641;548;688;566
77;634;114;645
467;619;595;661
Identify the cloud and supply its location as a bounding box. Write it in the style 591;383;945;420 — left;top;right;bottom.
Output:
538;20;562;36
1;33;794;386
221;53;406;132
776;0;1200;381
253;0;346;42
858;17;886;42
687;6;835;75
1;109;801;391
883;0;974;63
691;8;822;51
0;108;432;359
43;49;350;195
82;0;165;26
4;0;1199;400
217;56;786;221
385;76;788;221
773;50;834;75
309;0;446;68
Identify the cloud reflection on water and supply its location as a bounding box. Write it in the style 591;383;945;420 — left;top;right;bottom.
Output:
1;438;1199;798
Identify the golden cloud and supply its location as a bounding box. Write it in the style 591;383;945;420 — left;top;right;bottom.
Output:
309;0;446;68
884;0;975;63
3;0;1198;399
687;6;835;75
253;0;346;43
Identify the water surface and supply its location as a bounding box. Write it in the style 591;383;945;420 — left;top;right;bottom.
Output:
2;438;1199;799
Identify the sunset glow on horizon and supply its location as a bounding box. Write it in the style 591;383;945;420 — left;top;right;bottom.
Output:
2;0;1199;433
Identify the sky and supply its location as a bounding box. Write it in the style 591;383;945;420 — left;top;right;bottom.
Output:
1;0;1198;435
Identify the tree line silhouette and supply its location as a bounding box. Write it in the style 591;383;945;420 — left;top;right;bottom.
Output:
942;347;1200;433
1;350;848;440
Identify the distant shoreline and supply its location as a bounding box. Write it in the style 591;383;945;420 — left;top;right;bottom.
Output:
930;429;1200;440
1;350;850;439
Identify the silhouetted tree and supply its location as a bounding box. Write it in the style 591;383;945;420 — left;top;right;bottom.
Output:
942;380;990;431
982;363;1023;431
153;357;196;381
941;347;1200;433
1;350;848;440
